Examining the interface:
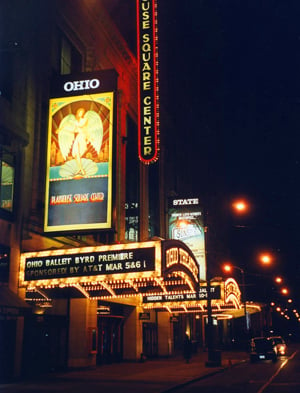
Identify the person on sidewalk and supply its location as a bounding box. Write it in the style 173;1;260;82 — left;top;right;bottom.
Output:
183;334;192;363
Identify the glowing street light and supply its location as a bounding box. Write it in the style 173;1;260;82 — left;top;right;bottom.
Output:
223;264;232;273
275;276;283;284
259;253;272;265
231;199;250;216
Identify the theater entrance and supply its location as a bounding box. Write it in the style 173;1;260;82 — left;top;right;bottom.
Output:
97;315;124;364
142;322;158;358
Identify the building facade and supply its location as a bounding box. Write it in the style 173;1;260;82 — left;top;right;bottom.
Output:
1;0;153;380
0;0;267;382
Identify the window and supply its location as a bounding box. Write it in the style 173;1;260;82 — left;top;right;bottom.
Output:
60;35;72;75
0;245;9;283
125;116;139;241
125;203;139;242
0;149;15;214
60;34;82;75
0;1;15;100
0;50;13;100
148;163;160;238
51;29;82;75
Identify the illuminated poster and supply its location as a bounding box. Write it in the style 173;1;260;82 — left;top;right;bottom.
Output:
168;198;206;281
0;160;14;212
44;91;114;232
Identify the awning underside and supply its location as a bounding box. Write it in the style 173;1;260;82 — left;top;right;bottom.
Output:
0;286;32;315
25;274;196;301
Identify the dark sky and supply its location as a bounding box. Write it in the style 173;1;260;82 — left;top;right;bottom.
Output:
158;1;300;305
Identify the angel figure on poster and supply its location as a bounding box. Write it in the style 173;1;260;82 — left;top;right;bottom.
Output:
56;107;103;177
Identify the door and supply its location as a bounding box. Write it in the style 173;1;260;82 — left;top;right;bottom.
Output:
0;319;16;382
97;316;124;364
22;315;68;376
142;322;158;358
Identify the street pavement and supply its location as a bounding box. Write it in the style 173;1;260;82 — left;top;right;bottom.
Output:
1;349;248;393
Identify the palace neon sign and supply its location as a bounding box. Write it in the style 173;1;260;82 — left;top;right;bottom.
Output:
136;0;160;164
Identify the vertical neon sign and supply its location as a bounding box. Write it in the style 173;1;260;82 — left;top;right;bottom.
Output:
137;0;160;164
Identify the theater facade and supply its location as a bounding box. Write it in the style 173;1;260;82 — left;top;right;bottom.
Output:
0;0;266;381
19;238;257;370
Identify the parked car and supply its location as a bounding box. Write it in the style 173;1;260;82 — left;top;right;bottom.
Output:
269;336;287;356
249;337;278;363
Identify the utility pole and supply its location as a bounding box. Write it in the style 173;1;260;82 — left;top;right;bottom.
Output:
204;223;221;367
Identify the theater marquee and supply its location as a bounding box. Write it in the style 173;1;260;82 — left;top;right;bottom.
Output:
19;241;162;287
44;71;116;233
136;0;160;164
143;286;221;303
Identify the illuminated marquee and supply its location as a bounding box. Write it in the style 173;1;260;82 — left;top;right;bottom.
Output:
44;70;117;232
166;247;199;281
143;286;221;303
19;241;161;287
224;278;241;308
136;0;160;164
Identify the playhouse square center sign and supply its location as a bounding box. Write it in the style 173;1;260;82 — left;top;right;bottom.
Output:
137;0;159;164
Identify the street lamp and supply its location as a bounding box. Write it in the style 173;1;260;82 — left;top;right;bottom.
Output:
232;199;249;214
223;263;248;334
204;196;250;366
203;215;222;367
259;253;273;265
275;276;283;284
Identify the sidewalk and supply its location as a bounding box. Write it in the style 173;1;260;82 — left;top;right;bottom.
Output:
1;349;248;393
88;349;248;392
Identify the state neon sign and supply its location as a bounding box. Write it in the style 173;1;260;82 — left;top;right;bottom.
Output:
136;0;160;164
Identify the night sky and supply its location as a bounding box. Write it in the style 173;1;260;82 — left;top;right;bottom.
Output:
158;1;300;307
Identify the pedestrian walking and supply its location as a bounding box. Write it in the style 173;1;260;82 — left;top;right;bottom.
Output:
183;334;192;363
